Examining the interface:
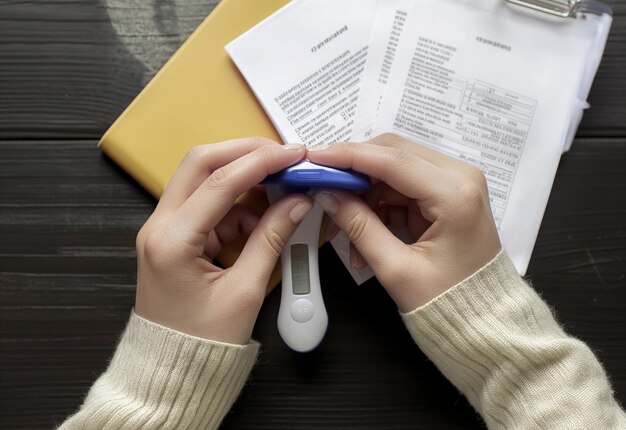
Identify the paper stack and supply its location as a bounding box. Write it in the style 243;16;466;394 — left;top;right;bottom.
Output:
226;0;612;284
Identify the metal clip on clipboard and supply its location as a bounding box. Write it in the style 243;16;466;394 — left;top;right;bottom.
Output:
506;0;612;18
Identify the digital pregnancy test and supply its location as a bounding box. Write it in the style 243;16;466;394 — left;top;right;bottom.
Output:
263;161;371;352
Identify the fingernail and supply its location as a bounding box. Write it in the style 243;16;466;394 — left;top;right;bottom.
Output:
308;144;331;152
282;143;304;150
315;191;338;215
350;250;366;269
289;201;313;223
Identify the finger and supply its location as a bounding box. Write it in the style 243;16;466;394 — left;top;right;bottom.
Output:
217;205;259;240
366;133;458;169
176;144;306;236
314;189;409;275
204;204;259;259
157;137;280;216
350;182;386;267
370;134;489;181
307;142;454;203
231;194;314;287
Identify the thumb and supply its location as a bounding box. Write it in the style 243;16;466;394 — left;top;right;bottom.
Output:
232;194;313;287
313;190;407;276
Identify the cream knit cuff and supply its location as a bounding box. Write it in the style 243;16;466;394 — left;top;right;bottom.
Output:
401;250;626;429
59;311;259;429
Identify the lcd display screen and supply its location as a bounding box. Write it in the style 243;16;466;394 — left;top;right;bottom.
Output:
290;244;310;295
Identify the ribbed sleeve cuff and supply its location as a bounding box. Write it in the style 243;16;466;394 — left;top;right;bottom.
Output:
401;250;626;429
60;312;259;430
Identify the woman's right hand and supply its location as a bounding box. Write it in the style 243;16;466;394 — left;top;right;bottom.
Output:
307;134;502;313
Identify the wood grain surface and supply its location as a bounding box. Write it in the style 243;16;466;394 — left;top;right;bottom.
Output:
0;0;625;429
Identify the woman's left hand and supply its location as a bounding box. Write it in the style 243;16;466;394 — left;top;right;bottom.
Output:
134;138;312;344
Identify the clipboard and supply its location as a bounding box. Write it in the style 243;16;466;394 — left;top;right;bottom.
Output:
505;0;613;152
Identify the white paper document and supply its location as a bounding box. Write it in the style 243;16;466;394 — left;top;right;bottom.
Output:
226;0;379;147
227;0;611;284
352;0;411;142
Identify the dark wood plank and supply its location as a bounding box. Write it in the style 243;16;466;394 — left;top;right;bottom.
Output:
0;0;624;139
0;138;624;429
0;0;218;139
0;141;153;429
582;0;626;136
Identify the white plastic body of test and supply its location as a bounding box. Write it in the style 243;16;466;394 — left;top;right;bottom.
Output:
267;185;328;352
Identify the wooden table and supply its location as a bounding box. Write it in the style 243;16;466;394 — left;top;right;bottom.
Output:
1;1;624;428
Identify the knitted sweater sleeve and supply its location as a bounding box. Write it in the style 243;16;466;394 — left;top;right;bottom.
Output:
58;312;259;430
402;250;626;429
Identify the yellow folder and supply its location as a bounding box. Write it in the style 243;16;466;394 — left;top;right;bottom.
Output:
99;0;290;288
